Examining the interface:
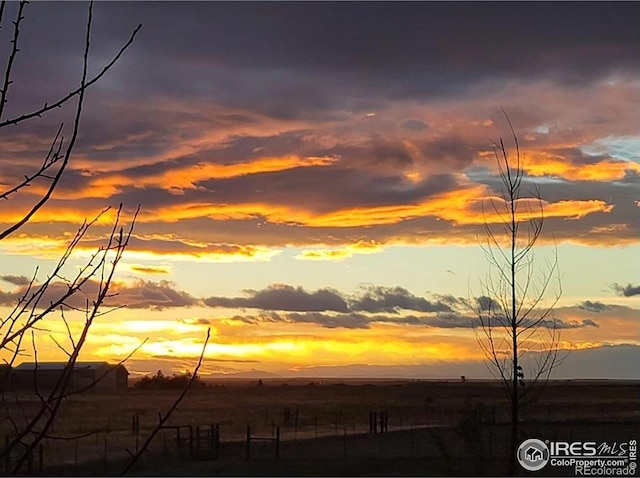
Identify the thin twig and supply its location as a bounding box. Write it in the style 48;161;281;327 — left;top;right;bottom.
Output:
121;328;211;476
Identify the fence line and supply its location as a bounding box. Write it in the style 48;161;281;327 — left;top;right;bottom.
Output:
3;400;636;474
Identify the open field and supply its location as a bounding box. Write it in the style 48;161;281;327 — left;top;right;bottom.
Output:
2;379;638;475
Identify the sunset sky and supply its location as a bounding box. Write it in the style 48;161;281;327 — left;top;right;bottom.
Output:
1;2;638;379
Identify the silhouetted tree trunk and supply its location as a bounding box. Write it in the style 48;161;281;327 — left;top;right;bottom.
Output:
473;110;562;475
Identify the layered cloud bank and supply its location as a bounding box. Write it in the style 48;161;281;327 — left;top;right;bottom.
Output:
1;2;638;258
1;2;638;378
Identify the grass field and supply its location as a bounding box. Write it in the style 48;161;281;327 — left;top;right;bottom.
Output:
2;379;638;475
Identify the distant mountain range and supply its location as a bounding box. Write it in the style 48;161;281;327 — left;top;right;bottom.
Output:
199;344;639;380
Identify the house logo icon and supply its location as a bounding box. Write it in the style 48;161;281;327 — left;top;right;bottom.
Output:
517;439;550;471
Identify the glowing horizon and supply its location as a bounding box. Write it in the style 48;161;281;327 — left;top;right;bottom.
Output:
0;2;638;380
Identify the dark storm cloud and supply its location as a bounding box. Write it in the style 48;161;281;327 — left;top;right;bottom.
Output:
110;3;638;95
233;311;416;330
10;2;639;117
276;312;371;330
578;301;611;314
202;168;457;214
105;165;460;215
420;136;477;170
0;275;31;286
318;135;489;174
476;296;501;312
111;280;198;309
204;285;350;313
612;283;640;297
0;279;199;310
206;284;455;315
545;318;599;330
350;286;452;314
230;310;599;330
3;1;638;252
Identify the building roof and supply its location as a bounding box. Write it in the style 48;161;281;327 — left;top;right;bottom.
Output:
14;362;114;371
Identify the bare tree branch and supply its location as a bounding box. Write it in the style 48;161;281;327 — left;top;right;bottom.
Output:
0;1;141;473
0;0;26;121
471;109;562;475
120;328;211;476
0;24;142;128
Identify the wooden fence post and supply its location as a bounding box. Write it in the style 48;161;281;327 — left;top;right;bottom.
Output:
189;426;194;458
245;425;251;460
4;435;10;475
343;427;347;458
488;426;493;458
195;425;200;458
38;443;44;472
213;424;220;460
411;425;415;458
27;449;33;474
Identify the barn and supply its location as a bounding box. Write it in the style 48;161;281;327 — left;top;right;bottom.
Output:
0;363;10;390
10;362;128;392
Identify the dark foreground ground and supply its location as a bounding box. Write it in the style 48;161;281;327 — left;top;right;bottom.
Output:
5;380;639;476
49;421;639;477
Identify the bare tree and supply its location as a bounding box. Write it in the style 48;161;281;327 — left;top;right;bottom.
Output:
473;111;562;475
121;328;210;476
0;1;141;472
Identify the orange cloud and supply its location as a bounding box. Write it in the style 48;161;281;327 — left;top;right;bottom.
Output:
524;153;639;181
0;184;612;233
126;264;172;275
295;239;384;261
271;187;611;228
119;243;282;264
0;233;282;263
81;155;338;197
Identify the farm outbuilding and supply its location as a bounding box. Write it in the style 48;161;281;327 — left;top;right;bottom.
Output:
0;363;10;390
9;362;128;392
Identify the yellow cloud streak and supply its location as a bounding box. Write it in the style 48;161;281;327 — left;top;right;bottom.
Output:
524;153;640;181
124;264;172;275
70;155;338;198
80;318;484;366
295;239;384;261
0;235;281;263
132;185;611;228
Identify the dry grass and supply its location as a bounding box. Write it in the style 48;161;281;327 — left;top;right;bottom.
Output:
1;379;638;474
